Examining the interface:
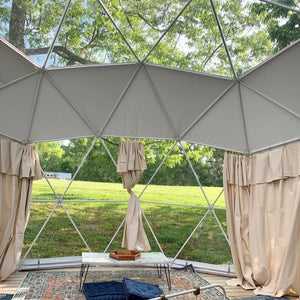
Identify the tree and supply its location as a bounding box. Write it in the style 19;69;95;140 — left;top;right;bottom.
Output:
142;140;215;185
250;0;300;52
2;0;290;74
58;137;122;182
35;141;64;172
55;137;216;185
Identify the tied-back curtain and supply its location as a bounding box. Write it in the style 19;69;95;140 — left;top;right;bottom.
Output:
117;140;147;191
0;139;42;282
117;140;151;252
223;142;300;297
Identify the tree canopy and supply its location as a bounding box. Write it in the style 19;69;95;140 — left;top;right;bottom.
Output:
2;0;299;75
36;138;223;186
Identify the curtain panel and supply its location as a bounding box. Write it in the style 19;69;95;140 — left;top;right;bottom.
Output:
0;139;42;282
117;140;151;252
117;140;147;191
223;142;300;297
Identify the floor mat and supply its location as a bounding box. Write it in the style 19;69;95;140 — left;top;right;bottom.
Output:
12;266;226;300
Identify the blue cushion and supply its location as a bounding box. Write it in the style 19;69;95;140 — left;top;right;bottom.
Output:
0;294;13;300
122;278;163;300
83;281;127;300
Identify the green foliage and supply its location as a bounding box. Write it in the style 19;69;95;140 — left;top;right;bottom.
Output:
35;138;224;186
2;0;298;73
35;141;64;172
59;138;120;182
250;0;300;52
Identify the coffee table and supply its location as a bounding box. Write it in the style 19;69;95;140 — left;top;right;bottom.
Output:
79;252;171;291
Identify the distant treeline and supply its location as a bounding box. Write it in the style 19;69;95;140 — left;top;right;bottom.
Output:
36;138;224;187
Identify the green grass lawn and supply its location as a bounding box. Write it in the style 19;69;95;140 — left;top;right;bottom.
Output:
23;179;232;265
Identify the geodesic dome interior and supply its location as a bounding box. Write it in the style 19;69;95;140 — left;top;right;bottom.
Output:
0;0;300;153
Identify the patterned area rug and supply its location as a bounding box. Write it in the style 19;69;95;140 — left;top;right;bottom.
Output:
12;265;226;300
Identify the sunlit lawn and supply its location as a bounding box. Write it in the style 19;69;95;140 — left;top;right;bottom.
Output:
23;179;231;264
32;179;226;206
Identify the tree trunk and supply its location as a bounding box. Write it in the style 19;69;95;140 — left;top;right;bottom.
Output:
9;0;26;51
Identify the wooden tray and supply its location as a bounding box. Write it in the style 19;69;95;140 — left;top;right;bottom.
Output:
109;250;141;261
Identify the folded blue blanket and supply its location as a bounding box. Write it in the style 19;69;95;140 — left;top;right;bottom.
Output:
82;278;163;300
83;281;126;300
0;294;13;300
123;278;163;300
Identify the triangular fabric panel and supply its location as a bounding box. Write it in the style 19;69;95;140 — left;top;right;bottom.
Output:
103;66;175;139
242;41;300;116
241;85;300;153
0;74;37;142
0;38;36;86
47;64;139;135
146;64;233;138
28;75;94;142
183;85;249;153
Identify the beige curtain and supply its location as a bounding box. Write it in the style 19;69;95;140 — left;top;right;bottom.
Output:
0;139;42;282
117;140;151;252
223;142;300;297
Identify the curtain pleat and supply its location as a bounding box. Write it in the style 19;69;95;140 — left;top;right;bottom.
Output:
0;139;42;282
224;142;300;297
117;140;147;191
